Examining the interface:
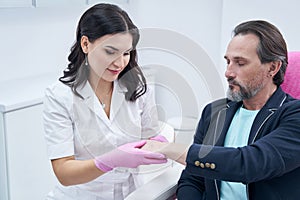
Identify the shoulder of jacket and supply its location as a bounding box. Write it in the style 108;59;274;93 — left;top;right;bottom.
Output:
45;81;73;102
206;98;231;110
282;96;300;109
46;81;71;94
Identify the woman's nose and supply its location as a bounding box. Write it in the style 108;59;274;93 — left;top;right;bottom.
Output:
113;55;125;68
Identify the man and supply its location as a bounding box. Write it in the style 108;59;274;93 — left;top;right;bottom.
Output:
142;20;300;199
174;20;300;199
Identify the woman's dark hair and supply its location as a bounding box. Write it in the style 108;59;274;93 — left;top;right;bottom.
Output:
233;20;288;86
59;3;146;101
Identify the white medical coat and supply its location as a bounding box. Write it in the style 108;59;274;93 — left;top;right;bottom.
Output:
43;80;160;200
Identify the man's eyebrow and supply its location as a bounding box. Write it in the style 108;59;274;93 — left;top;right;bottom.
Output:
224;55;247;60
233;56;247;61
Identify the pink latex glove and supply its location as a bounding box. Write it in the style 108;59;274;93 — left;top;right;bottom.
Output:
94;140;167;172
150;135;168;142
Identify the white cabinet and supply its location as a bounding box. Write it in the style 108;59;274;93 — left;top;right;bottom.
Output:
0;0;129;8
34;0;85;7
0;105;57;200
0;73;58;200
87;0;129;4
0;0;32;7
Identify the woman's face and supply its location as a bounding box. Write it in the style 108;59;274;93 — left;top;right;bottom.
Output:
82;33;133;82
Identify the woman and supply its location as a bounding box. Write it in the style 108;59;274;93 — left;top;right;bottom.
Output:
43;3;167;199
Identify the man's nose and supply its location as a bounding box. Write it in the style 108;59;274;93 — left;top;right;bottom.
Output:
225;64;236;79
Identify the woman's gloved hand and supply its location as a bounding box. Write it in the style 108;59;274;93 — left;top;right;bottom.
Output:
149;135;168;143
94;140;167;172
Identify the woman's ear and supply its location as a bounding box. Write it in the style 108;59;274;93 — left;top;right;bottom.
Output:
80;36;89;53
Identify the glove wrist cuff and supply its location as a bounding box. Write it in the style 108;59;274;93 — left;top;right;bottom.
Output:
94;159;113;172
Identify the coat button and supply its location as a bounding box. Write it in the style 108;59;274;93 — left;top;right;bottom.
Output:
194;161;200;166
205;163;211;168
200;163;205;168
210;163;216;169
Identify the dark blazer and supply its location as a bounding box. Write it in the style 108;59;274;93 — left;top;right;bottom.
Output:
177;87;300;200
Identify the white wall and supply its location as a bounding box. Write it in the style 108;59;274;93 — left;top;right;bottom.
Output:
0;6;88;82
128;0;223;66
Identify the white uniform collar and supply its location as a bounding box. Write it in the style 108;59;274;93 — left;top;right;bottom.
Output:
77;80;127;100
76;80;128;122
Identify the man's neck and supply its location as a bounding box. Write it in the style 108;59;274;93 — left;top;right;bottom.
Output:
242;85;277;110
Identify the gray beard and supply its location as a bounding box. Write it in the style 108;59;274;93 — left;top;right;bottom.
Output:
227;89;243;102
226;85;262;102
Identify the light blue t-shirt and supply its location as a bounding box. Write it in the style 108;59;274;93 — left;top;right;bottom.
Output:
220;106;259;200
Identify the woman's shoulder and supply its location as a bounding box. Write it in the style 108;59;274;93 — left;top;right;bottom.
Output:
46;80;71;92
144;84;155;97
136;84;155;104
45;80;73;100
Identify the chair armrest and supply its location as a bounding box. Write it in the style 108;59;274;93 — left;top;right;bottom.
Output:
125;163;184;200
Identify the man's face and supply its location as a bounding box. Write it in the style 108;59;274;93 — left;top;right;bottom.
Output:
224;33;270;102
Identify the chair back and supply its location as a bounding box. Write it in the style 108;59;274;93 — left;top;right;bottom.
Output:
281;51;300;99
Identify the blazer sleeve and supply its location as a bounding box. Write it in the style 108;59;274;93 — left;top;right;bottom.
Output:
176;169;205;200
184;100;300;184
176;104;212;199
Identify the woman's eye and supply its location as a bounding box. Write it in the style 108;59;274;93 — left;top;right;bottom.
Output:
105;49;115;55
123;52;130;56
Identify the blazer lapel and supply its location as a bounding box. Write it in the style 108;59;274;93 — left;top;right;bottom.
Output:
216;101;242;146
248;87;287;144
248;107;274;144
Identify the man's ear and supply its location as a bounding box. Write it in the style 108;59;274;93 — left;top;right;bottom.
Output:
269;60;281;77
80;36;89;53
